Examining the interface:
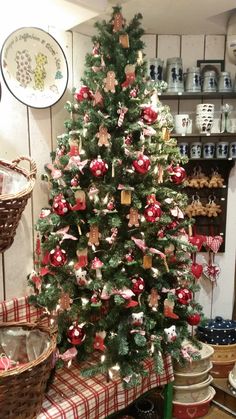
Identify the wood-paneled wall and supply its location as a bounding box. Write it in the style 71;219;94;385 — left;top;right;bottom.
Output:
0;29;235;319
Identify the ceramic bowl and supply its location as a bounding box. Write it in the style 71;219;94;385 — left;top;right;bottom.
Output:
173;375;213;403
172;386;216;419
228;362;236;390
174;342;214;373
211;359;236;378
210;342;236;363
174;363;213;386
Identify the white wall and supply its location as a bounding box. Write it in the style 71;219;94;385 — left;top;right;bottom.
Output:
0;30;235;319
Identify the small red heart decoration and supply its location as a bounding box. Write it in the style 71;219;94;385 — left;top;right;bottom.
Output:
191;262;203;279
189;235;206;252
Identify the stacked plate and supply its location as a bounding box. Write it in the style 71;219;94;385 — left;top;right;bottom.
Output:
195;103;214;134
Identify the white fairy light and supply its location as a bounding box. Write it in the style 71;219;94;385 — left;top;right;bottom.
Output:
112;364;120;371
68;260;74;266
81;298;89;306
45;284;51;289
101;355;106;363
108;369;113;379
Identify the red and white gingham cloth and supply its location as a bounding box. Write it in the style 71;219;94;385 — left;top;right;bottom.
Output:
0;297;174;419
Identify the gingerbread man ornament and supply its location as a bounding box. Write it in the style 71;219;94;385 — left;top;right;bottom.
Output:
127;207;140;227
103;71;118;93
96;126;111;147
87;225;101;246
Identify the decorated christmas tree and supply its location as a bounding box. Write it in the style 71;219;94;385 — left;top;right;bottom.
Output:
29;7;204;387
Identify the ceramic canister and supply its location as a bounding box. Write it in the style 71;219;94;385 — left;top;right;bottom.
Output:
179;142;189;157
216;142;229;159
166;57;184;92
218;71;232;92
147;58;164;81
174;114;190;134
203;70;217;92
190;142;202;159
229;142;236;158
203;142;215;159
185;66;201;92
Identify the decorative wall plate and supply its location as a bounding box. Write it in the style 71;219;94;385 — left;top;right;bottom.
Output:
0;27;68;108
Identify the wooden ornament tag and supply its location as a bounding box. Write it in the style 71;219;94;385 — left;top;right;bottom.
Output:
121;190;132;205
143;255;152;269
119;33;129;48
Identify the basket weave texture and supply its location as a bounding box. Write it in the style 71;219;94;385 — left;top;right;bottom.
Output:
0;156;37;253
0;321;56;419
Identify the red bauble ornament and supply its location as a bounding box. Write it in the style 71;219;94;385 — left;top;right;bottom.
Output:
49;246;67;267
132;154;150;174
74;86;92;102
131;276;145;295
187;313;201;326
176;288;192;305
141;105;158;124
89;157;108;177
125;252;134;262
169;165;186;184
191;262;203;279
67;323;86;345
53;194;70;216
144;203;162;222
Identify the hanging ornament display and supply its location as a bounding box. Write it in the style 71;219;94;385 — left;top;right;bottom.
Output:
132;154;150;174
164;297;179;319
59;291;72;310
176;288;192;305
191;262;203;279
49;246;67;267
131;312;144;327
148;288;160;310
93;89;104;107
121;189;132;205
141;105;158;124
91;257;104;279
89;156;108;177
93;331;106;351
131;276;145;295
143;254;152;269
144;199;162;223
203;263;220;283
187;312;201;326
96;125;111;147
112;11;125;32
71;190;86;211
117;104;128;127
74;248;88;269
121;64;136;90
67;322;86;345
169;165;186;184
103;71;118;93
127;207;140;227
52;194;70;216
87;224;101;246
164;325;177;342
74;86;93;102
119;33;130;48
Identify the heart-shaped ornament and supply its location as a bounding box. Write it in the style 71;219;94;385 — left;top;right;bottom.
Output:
205;235;223;253
189;235;206;252
203;263;220;282
186;407;197;418
191;262;203;279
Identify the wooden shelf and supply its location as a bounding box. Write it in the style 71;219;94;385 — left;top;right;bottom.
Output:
158;92;236;99
173;133;236;138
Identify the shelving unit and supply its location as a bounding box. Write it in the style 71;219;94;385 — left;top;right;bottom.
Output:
162;92;236;252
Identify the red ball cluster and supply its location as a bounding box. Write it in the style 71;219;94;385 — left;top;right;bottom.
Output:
141;105;158;124
131;276;145;295
89;157;108;177
74;86;93;102
49;246;67;267
132;154;150;174
67;323;86;345
144;203;162;223
53;194;70;216
176;288;192;305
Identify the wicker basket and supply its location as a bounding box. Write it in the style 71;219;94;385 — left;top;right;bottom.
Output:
0;321;56;419
0;156;37;253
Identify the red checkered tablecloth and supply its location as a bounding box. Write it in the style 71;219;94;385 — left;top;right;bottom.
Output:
0;297;174;419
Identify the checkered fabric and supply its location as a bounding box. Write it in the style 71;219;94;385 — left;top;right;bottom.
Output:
0;297;174;419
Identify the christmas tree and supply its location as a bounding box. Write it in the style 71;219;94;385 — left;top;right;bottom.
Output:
29;7;204;387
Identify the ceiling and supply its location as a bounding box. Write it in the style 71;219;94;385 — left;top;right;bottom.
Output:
68;0;236;36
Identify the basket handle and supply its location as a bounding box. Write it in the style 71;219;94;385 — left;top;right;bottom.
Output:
11;156;37;179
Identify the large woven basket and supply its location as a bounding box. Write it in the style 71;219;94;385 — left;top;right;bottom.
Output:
0;321;56;419
0;156;37;252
